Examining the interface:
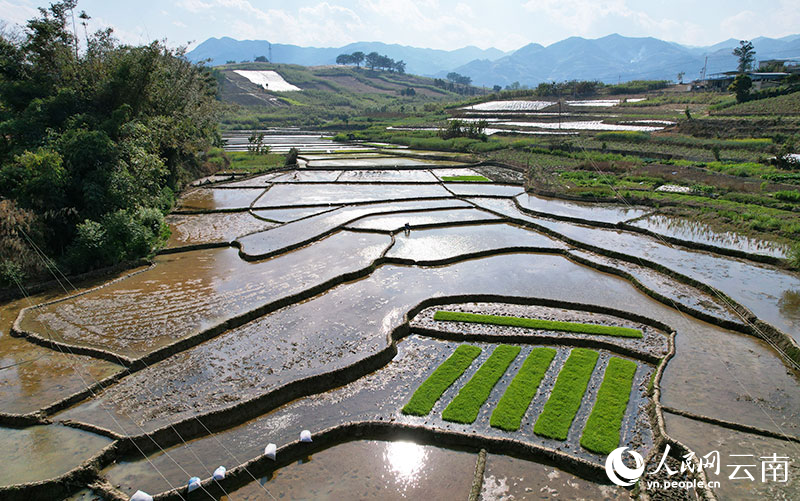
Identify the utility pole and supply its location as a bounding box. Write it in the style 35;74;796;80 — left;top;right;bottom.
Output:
269;42;272;63
558;99;562;129
700;56;708;81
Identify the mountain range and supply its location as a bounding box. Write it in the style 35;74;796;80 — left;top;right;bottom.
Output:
187;34;800;87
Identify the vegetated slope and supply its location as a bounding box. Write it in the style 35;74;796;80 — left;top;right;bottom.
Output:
214;62;457;108
711;91;800;116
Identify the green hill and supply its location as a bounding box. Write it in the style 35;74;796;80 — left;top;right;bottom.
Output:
215;62;480;128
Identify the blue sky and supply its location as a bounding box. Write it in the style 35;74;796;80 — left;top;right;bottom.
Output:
2;0;799;51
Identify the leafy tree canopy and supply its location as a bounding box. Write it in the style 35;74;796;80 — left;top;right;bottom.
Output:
0;0;221;285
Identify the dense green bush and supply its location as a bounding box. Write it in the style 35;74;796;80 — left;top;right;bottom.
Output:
66;207;169;272
285;147;299;166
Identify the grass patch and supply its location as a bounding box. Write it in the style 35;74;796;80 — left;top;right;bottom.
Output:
442;345;521;424
441;175;491;182
402;345;481;416
533;348;599;440
490;347;557;431
433;311;642;339
226;151;286;172
580;357;638;454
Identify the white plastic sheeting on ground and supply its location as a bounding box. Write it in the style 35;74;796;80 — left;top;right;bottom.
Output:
463;100;553;111
233;70;301;91
130;491;153;501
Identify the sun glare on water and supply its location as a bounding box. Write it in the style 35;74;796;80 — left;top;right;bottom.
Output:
383;441;428;487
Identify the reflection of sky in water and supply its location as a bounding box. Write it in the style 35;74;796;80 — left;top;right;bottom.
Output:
383;441;428;490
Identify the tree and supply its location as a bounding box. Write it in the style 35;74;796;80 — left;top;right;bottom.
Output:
254;55;268;62
492;85;502;92
351;51;364;68
446;72;461;83
365;52;380;70
728;74;752;103
335;53;351;65
733;40;755;74
394;60;406;74
677;71;685;84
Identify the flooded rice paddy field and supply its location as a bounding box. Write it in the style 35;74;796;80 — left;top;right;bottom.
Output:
0;424;112;486
2;150;799;500
305;157;465;168
101;334;654;494
221;131;373;153
176;187;266;211
345;208;500;232
255;182;453;206
165;212;278;247
516;193;650;224
628;214;791;259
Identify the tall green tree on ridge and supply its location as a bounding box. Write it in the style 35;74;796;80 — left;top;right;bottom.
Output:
733;40;756;74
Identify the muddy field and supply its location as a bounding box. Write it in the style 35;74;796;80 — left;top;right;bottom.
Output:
1;145;799;500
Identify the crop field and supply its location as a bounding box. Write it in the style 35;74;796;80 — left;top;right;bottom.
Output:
490;347;557;431
580;357;638;454
402;345;482;416
434;310;643;338
533;348;600;440
441;345;521;424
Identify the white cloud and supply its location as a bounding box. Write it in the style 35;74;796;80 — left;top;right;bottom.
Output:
0;0;38;26
523;0;631;32
455;3;476;19
173;20;188;28
179;0;214;13
720;3;800;43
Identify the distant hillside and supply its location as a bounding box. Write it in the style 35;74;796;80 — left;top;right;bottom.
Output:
189;37;507;76
189;34;800;88
215;62;460;108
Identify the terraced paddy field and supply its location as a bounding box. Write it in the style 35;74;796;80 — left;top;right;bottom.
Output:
2;150;799;501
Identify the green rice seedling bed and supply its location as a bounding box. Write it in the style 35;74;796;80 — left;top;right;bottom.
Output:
433;311;642;338
580;357;638;454
442;345;521;424
533;348;599;440
441;175;490;182
402;345;481;416
490;347;557;431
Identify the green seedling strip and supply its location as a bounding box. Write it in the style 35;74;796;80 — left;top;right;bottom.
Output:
533;348;599;440
441;175;490;182
434;311;642;339
580;357;638;454
442;345;521;424
402;345;481;416
490;347;557;431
